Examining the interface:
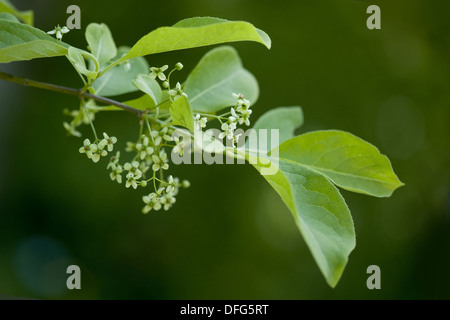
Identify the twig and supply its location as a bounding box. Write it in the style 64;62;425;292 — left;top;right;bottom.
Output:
0;70;143;117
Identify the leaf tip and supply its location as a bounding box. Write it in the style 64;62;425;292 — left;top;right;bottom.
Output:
323;259;349;288
256;28;271;49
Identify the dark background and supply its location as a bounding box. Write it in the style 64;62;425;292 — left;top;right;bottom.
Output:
0;0;449;299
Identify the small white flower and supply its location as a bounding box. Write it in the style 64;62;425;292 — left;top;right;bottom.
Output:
102;132;118;152
166;175;177;194
231;107;252;126
47;25;70;41
194;114;207;131
236;100;251;113
152;150;169;172
109;164;123;184
79;139;96;159
233;92;251;110
218;122;236;140
149;65;169;81
172;135;186;156
124;161;142;179
107;151;121;170
142;188;167;213
240;108;252;126
136;135;154;160
168;82;188;100
142;185;179;213
151;127;172;146
125;172;139;189
142;193;157;213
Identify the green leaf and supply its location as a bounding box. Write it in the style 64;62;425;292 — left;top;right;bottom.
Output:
0;12;19;22
0;20;69;63
248;106;304;150
249;154;355;288
67;47;97;80
124;95;155;111
117;17;270;64
132;74;162;105
97;94;157;112
91;46;149;96
126;93;170;112
101;93;171;113
184;46;259;113
170;95;194;131
0;0;33;25
243;129;402;286
276;130;404;197
85;23;117;66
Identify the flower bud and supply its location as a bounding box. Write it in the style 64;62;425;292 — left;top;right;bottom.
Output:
175;62;183;70
182;180;190;188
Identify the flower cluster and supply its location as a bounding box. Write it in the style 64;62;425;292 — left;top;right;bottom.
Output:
66;60;252;215
142;175;190;213
79;132;117;163
102;123;190;213
231;93;252;126
217;93;252;146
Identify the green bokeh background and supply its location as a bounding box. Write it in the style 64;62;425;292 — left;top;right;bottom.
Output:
0;0;449;299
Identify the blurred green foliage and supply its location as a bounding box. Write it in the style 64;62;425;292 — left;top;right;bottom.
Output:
0;0;449;299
